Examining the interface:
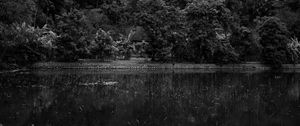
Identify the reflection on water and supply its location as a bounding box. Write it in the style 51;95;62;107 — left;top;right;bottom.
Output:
0;70;300;126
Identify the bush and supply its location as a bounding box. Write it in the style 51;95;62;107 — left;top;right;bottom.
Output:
89;29;118;60
287;37;300;63
0;22;56;69
212;41;240;64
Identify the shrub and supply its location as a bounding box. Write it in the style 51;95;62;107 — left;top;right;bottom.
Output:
89;29;118;60
114;30;140;60
212;41;240;64
287;37;300;63
0;22;56;69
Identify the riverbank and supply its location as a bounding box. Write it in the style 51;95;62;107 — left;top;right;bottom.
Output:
7;57;296;70
33;61;272;70
32;57;299;70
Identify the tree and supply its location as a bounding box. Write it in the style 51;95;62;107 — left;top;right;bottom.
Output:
275;0;300;39
225;0;279;27
136;0;186;61
185;0;239;63
258;17;292;67
0;22;56;69
165;0;190;9
89;29;117;60
54;9;93;61
0;0;37;24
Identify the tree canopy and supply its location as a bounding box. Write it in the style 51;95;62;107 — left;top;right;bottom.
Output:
1;0;300;69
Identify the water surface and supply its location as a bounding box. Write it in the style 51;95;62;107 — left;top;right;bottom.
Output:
0;69;300;126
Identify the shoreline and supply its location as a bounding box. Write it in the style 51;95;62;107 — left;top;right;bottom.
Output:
31;61;300;70
2;62;300;74
0;69;28;74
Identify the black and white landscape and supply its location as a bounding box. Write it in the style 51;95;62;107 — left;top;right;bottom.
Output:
0;0;300;126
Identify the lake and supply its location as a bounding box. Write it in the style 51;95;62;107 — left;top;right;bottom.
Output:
0;69;299;126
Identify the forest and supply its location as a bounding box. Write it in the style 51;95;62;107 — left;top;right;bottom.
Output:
1;0;300;69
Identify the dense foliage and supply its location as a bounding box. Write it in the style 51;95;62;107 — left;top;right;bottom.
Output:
137;0;186;61
258;17;292;67
185;1;239;63
54;9;93;62
1;0;300;69
0;23;55;69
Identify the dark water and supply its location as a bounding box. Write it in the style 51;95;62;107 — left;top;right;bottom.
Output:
0;70;300;126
